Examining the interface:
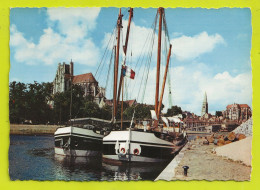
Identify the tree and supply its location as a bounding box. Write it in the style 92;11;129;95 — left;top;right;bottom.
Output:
26;81;53;124
165;105;182;117
124;104;154;120
9;81;54;124
215;111;223;117
69;84;85;119
83;101;101;118
53;84;85;124
9;81;27;123
100;104;112;120
116;102;129;120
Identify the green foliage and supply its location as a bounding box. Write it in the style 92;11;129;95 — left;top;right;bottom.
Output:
124;104;154;120
9;81;54;124
53;84;85;123
9;81;86;124
9;81;27;123
215;111;223;117
82;101;100;117
165;105;182;117
100;104;112;120
9;81;141;124
85;95;94;102
116;102;129;119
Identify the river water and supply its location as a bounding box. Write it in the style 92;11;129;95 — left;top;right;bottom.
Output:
9;135;169;181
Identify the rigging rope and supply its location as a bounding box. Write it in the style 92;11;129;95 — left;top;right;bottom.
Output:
95;24;117;79
129;11;159;101
163;11;174;109
167;59;173;107
105;46;114;91
140;18;157;103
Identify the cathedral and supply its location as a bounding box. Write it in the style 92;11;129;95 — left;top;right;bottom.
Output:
52;61;105;105
222;103;252;121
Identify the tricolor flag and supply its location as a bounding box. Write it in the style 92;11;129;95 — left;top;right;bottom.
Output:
122;66;135;79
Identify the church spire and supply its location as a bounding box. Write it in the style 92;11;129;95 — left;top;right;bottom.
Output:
204;92;207;102
201;91;208;116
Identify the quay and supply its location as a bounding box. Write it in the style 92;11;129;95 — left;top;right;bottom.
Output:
156;118;252;181
156;135;251;181
10;124;61;135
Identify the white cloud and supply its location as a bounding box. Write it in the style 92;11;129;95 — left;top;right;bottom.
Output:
102;23;225;72
171;31;225;61
10;8;101;66
47;8;100;43
122;61;251;116
169;65;252;115
101;21;247;115
102;19;159;61
214;71;231;80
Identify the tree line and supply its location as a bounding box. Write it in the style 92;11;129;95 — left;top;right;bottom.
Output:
9;81;183;125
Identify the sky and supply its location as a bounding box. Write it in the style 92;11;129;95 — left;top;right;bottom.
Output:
9;8;252;115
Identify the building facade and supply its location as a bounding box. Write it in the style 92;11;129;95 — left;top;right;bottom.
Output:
222;103;252;121
52;61;105;105
53;61;74;94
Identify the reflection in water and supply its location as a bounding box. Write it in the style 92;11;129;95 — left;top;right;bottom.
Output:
9;135;169;181
102;162;168;181
53;155;103;181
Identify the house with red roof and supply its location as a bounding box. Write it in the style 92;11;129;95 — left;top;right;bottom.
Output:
222;103;252;122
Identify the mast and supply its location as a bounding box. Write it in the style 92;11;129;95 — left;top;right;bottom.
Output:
70;76;73;124
69;59;73;125
112;45;116;121
158;44;172;114
117;8;133;107
113;9;123;123
123;8;133;54
155;7;164;120
121;77;124;130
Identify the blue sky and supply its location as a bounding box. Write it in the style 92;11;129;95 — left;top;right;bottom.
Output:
9;8;252;115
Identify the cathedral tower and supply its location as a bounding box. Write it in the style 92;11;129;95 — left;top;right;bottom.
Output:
201;92;208;116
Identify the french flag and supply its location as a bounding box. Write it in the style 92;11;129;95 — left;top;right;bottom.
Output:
122;65;135;79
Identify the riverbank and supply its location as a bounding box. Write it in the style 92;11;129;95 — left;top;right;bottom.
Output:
156;137;251;181
10;124;62;135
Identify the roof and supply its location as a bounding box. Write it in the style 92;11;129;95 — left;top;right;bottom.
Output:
104;99;113;106
72;73;97;84
122;99;136;107
104;99;136;107
226;104;250;109
239;104;250;108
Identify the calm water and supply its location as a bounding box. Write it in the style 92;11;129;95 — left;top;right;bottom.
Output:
9;135;169;181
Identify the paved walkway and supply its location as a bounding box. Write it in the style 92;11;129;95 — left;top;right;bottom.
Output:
156;138;251;181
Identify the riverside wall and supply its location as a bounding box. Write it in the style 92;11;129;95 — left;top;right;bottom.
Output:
10;124;62;135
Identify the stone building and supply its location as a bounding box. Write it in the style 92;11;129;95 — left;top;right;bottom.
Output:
201;92;208;116
53;61;74;94
52;61;105;105
222;103;252;122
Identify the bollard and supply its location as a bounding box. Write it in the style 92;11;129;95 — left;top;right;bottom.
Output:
182;166;189;176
